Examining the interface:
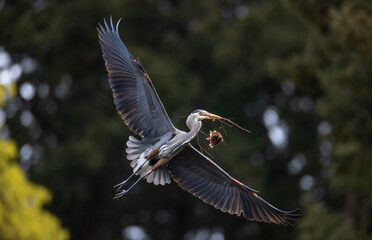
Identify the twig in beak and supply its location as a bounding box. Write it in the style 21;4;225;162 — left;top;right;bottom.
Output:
210;116;251;134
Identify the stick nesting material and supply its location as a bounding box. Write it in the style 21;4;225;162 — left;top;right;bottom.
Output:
211;116;251;134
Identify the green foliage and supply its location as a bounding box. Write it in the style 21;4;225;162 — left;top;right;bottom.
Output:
0;84;16;106
0;140;69;240
0;83;69;239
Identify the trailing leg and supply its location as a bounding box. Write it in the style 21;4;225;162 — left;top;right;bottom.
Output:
113;158;148;192
113;171;152;199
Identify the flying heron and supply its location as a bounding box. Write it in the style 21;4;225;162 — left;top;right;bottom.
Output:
97;17;297;225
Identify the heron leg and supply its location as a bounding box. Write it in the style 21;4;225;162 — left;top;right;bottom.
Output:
113;159;148;192
113;171;137;192
113;171;151;200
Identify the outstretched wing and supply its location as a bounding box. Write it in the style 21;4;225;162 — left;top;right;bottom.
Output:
168;144;298;225
97;17;175;143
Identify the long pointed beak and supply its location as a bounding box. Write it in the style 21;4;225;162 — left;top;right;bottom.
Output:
201;112;223;120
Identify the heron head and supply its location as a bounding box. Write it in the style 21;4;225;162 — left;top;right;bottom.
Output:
190;109;222;121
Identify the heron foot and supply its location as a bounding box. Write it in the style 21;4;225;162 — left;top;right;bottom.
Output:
113;189;128;199
112;171;151;200
113;180;128;192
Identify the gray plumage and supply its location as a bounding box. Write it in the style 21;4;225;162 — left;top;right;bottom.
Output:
98;17;298;225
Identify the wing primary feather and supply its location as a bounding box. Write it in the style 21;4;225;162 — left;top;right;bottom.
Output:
104;18;109;31
228;189;239;215
240;194;253;221
197;180;216;200
203;182;219;204
192;176;211;193
210;184;221;205
244;194;261;221
235;190;242;216
248;196;270;223
225;190;235;215
260;206;280;224
116;18;122;32
256;204;271;223
110;16;114;30
220;187;232;213
210;184;224;206
214;186;228;209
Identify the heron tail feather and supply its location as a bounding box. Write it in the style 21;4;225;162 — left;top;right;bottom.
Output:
125;136;171;186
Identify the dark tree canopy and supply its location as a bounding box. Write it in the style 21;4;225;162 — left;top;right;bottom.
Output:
1;0;371;239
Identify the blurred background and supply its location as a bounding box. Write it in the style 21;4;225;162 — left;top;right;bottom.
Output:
1;0;372;239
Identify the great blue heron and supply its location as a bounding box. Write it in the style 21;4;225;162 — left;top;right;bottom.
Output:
97;17;297;225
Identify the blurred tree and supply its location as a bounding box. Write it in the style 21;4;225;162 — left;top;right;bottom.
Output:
269;0;372;239
0;73;69;240
1;0;303;239
5;0;371;239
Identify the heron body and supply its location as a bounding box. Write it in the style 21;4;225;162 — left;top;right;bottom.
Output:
98;17;298;225
124;111;204;186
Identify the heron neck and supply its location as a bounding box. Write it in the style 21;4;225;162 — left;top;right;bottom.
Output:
186;120;202;140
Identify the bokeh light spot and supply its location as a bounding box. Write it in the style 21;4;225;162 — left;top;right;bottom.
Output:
20;82;36;101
